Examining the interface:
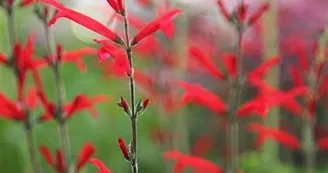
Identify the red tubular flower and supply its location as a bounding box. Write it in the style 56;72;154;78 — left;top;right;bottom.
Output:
247;56;281;82
65;94;110;118
40;143;96;173
35;47;97;72
248;3;270;26
0;93;26;121
39;0;123;44
143;98;151;110
238;78;308;119
95;39;130;76
236;3;248;23
223;53;237;78
38;91;109;121
118;138;129;160
131;9;182;45
89;158;113;173
248;122;301;150
289;65;305;87
164;150;223;173
76;143;96;172
177;81;227;115
295;43;310;72
0;53;7;65
217;0;231;22
189;46;224;80
117;0;124;14
39;146;56;166
106;0;119;13
118;96;130;114
319;75;328;96
56;150;66;172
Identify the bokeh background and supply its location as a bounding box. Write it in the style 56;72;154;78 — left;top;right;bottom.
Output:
0;0;328;172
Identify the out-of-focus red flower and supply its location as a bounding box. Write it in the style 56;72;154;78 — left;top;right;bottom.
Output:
247;57;281;83
223;53;237;78
177;81;227;115
38;89;109;122
0;35;43;102
39;0;123;44
247;122;301;150
35;48;97;72
248;3;270;25
131;9;182;45
242;78;308;118
40;143;95;173
217;0;270;26
133;70;180;113
20;0;35;6
191;135;214;157
0;87;38;121
318;137;328;151
135;0;153;8
89;158;113;173
189;46;224;80
164;150;223;173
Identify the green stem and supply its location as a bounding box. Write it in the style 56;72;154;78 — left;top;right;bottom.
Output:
6;7;15;53
302;120;316;173
122;9;138;173
44;22;70;173
25;115;43;173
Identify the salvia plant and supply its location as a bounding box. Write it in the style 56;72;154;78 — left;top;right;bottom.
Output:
0;0;327;173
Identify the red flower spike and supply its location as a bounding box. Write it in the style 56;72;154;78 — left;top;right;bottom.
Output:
164;151;223;173
289;65;305;87
248;3;270;26
177;81;227;115
39;146;56;166
143;98;151;110
89;158;113;173
39;0;123;44
295;45;310;72
118;138;129;160
106;0;119;13
223;53;237;78
76;143;96;172
248;123;301;150
189;46;224;80
131;9;182;45
217;0;231;22
318;137;328;151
